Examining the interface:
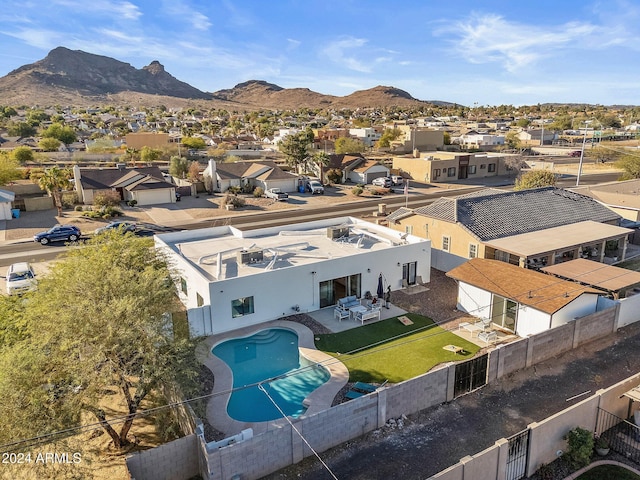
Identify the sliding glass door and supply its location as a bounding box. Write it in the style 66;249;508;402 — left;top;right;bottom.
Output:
319;274;361;308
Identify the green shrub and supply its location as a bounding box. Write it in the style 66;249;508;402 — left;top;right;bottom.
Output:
227;185;241;194
253;187;264;198
326;168;342;184
564;427;594;468
74;205;83;212
242;183;254;194
127;199;138;207
61;192;78;209
351;186;364;196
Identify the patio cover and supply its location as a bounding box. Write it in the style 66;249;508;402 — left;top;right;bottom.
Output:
484;221;633;257
623;385;640;403
541;258;640;294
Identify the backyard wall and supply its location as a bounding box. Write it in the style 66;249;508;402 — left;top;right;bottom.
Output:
618;294;640;328
126;434;199;480
127;305;636;480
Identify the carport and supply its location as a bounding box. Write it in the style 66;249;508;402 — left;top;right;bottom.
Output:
541;258;640;299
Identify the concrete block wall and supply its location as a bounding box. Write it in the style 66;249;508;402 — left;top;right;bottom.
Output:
126;434;198;480
574;306;617;345
491;338;528;379
385;365;450;419
530;323;574;365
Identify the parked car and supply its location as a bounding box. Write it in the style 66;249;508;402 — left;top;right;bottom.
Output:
5;262;37;295
372;176;392;188
33;225;81;245
94;221;137;235
306;180;325;194
264;188;289;201
569;150;582;157
391;175;404;185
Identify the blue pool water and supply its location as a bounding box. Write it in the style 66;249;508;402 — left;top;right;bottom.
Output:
212;328;330;422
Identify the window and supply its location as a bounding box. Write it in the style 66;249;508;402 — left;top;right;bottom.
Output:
488;163;496;172
405;225;413;235
232;296;255;318
469;244;478;258
196;292;204;307
180;277;187;295
480;164;486;169
495;250;510;263
468;165;477;174
447;167;456;177
442;236;451;252
433;168;441;179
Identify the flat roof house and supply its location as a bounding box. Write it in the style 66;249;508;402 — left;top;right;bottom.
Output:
155;217;431;336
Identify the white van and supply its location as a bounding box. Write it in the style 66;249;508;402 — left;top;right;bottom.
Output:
5;262;37;295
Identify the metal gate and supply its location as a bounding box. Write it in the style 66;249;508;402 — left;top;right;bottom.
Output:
453;353;488;398
506;429;530;480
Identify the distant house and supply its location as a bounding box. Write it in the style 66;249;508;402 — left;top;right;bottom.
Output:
73;165;176;206
571;179;640;222
447;258;603;337
202;159;299;194
387;187;630;271
324;154;389;183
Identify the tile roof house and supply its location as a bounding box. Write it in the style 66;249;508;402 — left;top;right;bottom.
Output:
388;187;631;271
72;165;177;206
324;154;389;184
447;258;603;337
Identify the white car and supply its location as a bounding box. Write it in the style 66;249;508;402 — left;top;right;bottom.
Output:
306;180;325;194
372;177;392;188
5;262;37;295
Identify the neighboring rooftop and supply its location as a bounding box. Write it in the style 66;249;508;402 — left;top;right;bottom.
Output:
411;187;620;241
158;217;421;281
541;258;640;295
446;258;601;314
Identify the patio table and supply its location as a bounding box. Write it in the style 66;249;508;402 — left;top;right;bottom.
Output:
349;305;368;321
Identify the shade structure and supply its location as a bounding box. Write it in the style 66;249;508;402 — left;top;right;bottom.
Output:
377;274;384;299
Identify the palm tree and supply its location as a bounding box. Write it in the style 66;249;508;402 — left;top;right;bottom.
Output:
37;167;72;216
310;151;331;184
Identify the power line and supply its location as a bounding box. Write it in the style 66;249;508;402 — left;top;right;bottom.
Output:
2;259;631;452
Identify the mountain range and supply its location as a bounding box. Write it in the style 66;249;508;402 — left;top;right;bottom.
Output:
0;47;451;110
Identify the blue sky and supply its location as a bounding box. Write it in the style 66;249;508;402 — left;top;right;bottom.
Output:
0;0;639;106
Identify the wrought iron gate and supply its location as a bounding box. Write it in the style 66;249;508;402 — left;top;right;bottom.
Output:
506;429;530;480
453;353;488;398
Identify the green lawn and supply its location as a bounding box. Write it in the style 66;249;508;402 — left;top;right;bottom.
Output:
315;313;480;383
577;464;640;480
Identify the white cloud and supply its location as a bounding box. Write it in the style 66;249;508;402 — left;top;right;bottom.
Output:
321;37;371;73
438;14;601;72
160;0;211;31
51;0;142;20
287;39;301;50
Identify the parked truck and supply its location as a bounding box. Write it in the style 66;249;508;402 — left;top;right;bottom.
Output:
265;188;289;201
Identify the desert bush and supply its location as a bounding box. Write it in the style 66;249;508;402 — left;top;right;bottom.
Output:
227;185;241;194
127;199;138;207
93;190;121;207
253;187;264;198
242;183;254;194
326;168;342;184
222;194;245;208
74;205;83;212
61;192;78;208
351;186;364;196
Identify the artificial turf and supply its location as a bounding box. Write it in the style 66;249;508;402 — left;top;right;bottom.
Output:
315;313;480;383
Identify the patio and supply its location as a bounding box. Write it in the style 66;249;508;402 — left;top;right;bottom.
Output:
307;302;408;333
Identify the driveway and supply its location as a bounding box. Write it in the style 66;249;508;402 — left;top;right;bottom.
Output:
142;204;195;226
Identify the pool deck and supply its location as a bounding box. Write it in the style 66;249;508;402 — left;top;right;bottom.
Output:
197;320;350;437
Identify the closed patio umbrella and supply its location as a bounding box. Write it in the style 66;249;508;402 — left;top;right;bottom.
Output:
377;274;384;300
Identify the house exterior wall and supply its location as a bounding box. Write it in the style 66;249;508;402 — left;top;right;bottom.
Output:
457;282;492;321
617;294;640;327
514;305;551;337
0;202;11;220
550;293;600;328
157;221;431;336
389;214;483;271
392;153;506;184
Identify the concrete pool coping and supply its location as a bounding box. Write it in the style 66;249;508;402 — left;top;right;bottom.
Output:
197;319;349;437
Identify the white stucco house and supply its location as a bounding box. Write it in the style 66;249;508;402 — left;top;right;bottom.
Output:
446;258;604;337
0;188;15;220
202;159;299;194
155;217;431;336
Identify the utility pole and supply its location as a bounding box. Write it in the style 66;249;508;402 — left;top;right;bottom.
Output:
576;125;588;187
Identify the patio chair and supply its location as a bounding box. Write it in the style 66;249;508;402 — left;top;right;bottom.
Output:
334;306;350;322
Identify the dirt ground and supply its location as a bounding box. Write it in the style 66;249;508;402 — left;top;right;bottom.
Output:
264;286;640;480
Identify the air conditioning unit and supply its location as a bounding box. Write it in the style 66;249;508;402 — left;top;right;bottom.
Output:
327;226;350;240
237;249;264;264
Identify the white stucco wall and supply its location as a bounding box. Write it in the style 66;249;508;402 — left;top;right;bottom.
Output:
457;282;492;321
515;305;551;337
0;202;11;220
617;294;640;328
550;293;600;328
157;219;431;336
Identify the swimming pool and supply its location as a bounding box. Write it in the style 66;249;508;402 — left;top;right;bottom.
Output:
212;328;330;422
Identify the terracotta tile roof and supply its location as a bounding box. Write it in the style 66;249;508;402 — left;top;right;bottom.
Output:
446;258;601;314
